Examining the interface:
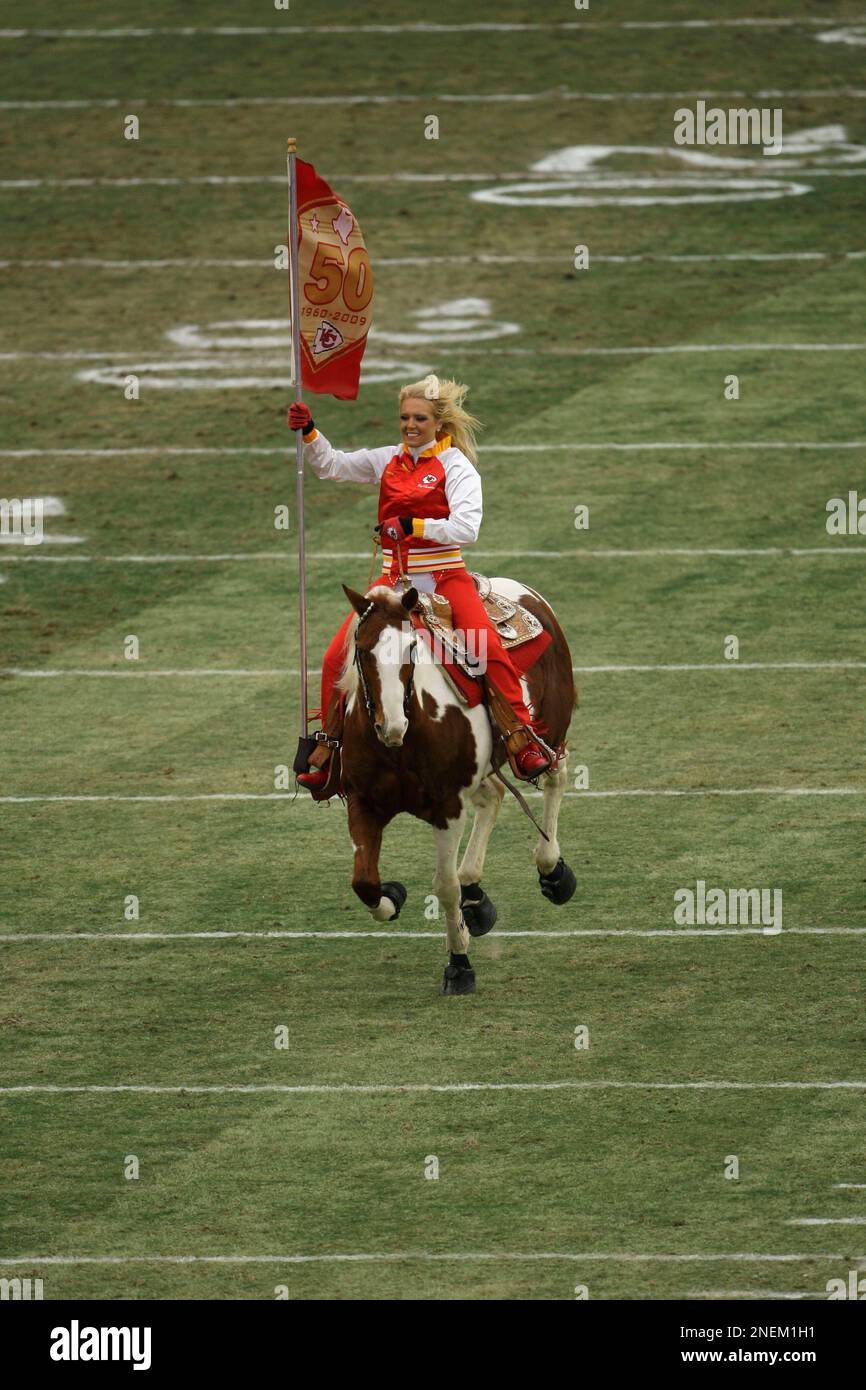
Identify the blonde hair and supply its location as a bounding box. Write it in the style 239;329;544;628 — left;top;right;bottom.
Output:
399;374;482;465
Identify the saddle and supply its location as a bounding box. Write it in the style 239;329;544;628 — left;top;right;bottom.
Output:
412;571;544;693
411;572;558;783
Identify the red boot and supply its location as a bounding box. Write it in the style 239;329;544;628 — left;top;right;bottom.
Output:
297;766;330;791
514;742;552;779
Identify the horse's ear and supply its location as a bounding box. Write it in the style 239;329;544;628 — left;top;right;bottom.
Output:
343;584;372;616
401;587;419;612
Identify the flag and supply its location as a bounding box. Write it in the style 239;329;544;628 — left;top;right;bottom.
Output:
291;158;374;400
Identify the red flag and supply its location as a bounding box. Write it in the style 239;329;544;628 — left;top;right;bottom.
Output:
292;159;374;400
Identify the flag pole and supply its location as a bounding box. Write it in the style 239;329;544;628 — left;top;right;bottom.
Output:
286;136;309;748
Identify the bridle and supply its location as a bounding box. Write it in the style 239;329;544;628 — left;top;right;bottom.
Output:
353;601;417;725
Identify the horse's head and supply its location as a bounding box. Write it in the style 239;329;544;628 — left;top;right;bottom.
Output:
341;584;420;747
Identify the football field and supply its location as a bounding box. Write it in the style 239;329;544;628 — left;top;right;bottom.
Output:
2;0;866;1302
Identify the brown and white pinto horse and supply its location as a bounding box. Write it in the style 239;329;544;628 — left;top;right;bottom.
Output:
337;579;577;995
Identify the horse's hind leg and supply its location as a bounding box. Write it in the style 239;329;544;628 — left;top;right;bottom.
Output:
536;752;577;905
457;775;504;937
459;776;504;883
435;807;475;995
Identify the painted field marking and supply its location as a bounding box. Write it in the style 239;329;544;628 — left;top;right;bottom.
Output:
3;87;865;113
687;1289;821;1299
788;1218;866;1226
74;298;507;390
833;1183;866;1189
53;283;866;394
0;928;860;943
6;172;866;196
521;342;866;355
0;1251;858;1269
817;26;866;46
1;251;865;270
0;350;141;362
475;175;813;209
2;1081;866;1096
2;661;863;679
0;788;863;805
2;549;866;566
4;343;866;366
569;661;866;671
3;441;866;460
471;124;864;210
8;344;866;385
0;18;857;37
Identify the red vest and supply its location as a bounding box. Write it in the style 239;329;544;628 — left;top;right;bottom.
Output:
377;450;450;544
377;434;466;578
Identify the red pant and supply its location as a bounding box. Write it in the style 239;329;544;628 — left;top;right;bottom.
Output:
313;567;533;725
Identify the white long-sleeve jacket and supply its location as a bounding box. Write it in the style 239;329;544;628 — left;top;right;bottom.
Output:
303;429;482;549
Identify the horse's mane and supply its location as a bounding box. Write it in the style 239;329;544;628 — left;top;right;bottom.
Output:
336;612;361;697
336;585;407;698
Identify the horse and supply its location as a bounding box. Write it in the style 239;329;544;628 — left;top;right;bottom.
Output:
335;578;577;995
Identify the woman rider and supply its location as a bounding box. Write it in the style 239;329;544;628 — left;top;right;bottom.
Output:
288;375;552;791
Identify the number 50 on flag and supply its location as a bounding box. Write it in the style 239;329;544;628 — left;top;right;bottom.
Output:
291;158;375;401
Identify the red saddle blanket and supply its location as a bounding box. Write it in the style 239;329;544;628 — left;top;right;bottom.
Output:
410;613;552;708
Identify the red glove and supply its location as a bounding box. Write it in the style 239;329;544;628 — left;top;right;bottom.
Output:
376;516;414;543
288;402;315;433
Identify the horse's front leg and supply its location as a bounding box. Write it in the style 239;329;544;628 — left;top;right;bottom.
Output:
346;794;406;921
434;805;475;996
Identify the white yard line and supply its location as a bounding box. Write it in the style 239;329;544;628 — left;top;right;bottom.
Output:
2;89;866;111
687;1289;822;1299
4;251;864;269
0;788;863;805
0;350;139;361
0;1251;857;1268
565;788;865;798
569;661;866;671
0;19;856;38
2;549;865;565
0;928;860;942
4;170;866;188
2;1081;865;1096
2;661;862;678
788;1218;866;1226
3;441;866;459
467;342;866;355
0;667;291;677
3;343;865;361
833;1183;866;1189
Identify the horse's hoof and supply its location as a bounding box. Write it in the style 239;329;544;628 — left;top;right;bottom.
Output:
441;962;476;996
380;880;407;919
460;882;498;938
538;857;577;906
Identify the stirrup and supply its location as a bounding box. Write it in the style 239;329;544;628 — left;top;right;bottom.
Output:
313;730;341;751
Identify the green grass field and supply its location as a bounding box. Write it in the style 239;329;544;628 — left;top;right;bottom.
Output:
2;0;866;1301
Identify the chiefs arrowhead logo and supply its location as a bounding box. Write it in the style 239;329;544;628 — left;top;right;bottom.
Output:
312;321;344;355
420;473;438;485
331;206;355;245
